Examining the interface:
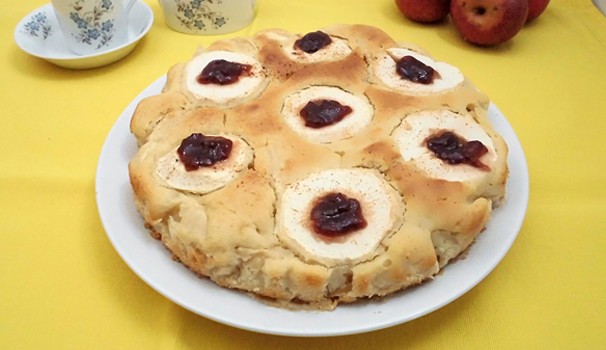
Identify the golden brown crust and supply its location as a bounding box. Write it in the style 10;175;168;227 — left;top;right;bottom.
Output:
128;24;509;309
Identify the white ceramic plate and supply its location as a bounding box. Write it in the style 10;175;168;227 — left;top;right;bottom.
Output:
96;76;529;337
14;1;153;69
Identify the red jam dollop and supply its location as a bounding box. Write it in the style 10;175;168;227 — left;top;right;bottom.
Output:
177;133;233;171
196;59;252;85
311;192;367;237
426;131;490;170
396;56;437;84
300;99;353;128
295;31;332;54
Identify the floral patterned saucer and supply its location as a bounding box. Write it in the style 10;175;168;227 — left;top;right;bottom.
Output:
14;1;153;69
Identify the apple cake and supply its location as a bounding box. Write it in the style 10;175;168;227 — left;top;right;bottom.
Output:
128;24;508;310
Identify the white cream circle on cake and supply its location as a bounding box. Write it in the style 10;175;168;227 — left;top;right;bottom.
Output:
375;48;464;95
277;168;403;267
185;50;268;108
285;36;352;63
281;86;374;143
393;110;497;182
156;134;254;194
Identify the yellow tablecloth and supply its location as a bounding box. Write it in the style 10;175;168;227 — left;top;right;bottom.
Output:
2;0;606;348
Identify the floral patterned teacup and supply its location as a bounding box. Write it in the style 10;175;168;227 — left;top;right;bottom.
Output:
158;0;256;35
50;0;136;55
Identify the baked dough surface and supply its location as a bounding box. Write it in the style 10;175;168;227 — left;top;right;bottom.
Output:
129;24;508;310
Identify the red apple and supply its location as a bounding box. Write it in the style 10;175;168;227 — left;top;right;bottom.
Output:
450;0;529;46
395;0;451;23
526;0;550;22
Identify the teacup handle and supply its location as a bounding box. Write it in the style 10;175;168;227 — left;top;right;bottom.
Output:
124;0;136;13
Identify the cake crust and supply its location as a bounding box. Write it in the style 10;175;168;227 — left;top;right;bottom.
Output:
128;24;508;310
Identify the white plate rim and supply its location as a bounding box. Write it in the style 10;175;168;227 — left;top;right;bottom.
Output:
95;75;529;337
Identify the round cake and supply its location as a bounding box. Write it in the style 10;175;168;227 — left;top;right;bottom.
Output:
128;24;509;310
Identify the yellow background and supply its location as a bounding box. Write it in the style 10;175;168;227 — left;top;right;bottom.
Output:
2;0;606;348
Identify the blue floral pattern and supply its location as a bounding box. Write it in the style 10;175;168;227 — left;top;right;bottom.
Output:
175;0;228;31
101;20;113;32
69;0;116;49
23;12;52;39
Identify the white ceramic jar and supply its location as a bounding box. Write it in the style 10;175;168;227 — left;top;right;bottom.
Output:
157;0;256;35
